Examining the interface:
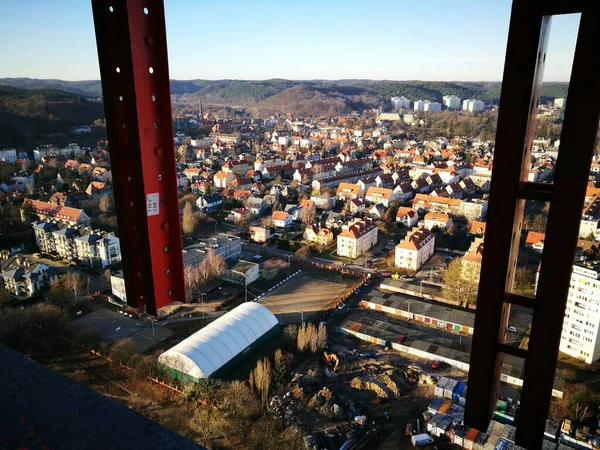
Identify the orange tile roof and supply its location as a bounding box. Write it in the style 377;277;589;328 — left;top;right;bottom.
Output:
338;219;376;239
365;187;392;200
25;199;84;223
300;199;315;209
396;227;434;251
413;193;461;207
272;211;288;221
337;183;360;195
525;231;545;246
463;239;484;263
396;207;417;219
424;212;450;222
471;221;486;235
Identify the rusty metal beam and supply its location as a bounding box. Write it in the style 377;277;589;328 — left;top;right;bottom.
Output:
516;7;600;448
91;0;185;316
465;0;550;434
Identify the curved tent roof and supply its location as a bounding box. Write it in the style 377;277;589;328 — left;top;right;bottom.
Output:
158;302;279;379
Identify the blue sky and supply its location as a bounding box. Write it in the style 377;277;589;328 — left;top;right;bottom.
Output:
0;0;580;81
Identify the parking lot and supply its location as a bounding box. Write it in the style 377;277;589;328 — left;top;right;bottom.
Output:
70;303;173;353
257;273;356;323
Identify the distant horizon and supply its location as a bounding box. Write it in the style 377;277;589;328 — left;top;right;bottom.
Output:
0;76;571;84
0;1;580;81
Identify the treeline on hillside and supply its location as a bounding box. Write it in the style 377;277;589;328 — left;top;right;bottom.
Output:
1;78;570;107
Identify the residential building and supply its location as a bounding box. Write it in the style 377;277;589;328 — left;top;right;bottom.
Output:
336;182;361;201
22;200;91;226
413;194;462;216
246;197;266;215
182;234;241;268
221;259;259;286
393;183;414;202
396;207;419;227
462;99;485;112
413;100;427;112
471;221;487;236
391;96;411;110
365;186;397;207
443;95;461;110
0;148;17;164
0;255;57;297
92;167;109;182
462;239;484;282
249;226;271;243
525;231;545;253
110;270;127;303
310;194;336;210
337;218;378;259
554;98;567;108
460;199;489;221
423;101;442;112
213;171;236;189
31;220;121;268
85;182;112;200
424;212;452;230
559;258;600;363
394;227;435;271
272;211;292;228
304;225;334;246
196;194;223;213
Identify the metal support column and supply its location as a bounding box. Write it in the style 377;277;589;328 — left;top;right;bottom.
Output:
91;0;185;316
466;1;600;448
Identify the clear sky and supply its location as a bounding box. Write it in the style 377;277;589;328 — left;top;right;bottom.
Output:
0;0;580;81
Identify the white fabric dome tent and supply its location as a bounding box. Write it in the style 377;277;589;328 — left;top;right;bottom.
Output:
158;302;279;380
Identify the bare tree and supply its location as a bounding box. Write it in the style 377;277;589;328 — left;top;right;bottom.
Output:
110;337;136;363
442;259;479;305
206;248;226;278
182;202;198;236
251;357;272;406
300;206;316;227
61;272;87;303
184;265;203;303
99;195;112;213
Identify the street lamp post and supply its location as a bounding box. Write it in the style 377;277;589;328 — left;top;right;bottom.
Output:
200;292;206;319
286;254;292;273
151;319;156;349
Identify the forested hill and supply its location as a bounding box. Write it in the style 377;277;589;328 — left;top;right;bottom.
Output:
0;77;569;107
0;85;104;148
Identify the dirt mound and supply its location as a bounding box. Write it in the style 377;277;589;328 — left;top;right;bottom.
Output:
350;376;400;399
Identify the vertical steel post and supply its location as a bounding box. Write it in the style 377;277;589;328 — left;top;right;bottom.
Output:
91;0;185;316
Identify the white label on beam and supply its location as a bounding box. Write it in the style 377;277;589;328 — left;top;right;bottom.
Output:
146;193;159;216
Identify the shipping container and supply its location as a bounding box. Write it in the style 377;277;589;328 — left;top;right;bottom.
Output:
453;382;466;402
444;378;459;399
460;386;468;407
435;377;450;398
465;428;480;450
428;398;443;415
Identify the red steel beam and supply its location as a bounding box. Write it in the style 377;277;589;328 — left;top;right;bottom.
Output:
465;0;549;432
516;7;600;448
91;0;184;316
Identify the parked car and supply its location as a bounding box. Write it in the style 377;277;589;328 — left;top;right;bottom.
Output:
507;326;518;333
337;303;346;310
364;280;371;287
408;365;423;373
354;288;361;295
431;360;440;369
373;252;382;257
381;272;391;277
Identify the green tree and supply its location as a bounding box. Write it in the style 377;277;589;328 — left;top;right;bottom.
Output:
442;259;479;305
273;349;288;384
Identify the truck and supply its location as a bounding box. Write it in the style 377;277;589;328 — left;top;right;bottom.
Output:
411;433;434;447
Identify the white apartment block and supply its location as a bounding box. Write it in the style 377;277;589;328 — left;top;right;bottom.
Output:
413;100;427;112
423;101;442;112
337;218;378;259
560;261;600;363
391;96;411;110
554;98;566;108
0;255;57;297
395;227;435;271
110;270;127;303
0;148;18;164
443;95;462;110
32;220;121;268
462;99;485;112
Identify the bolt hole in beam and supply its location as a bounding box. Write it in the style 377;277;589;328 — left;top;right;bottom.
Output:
151;95;156;101
143;7;149;15
149;67;154;74
109;5;114;12
116;67;120;73
119;95;123;101
153;122;158;129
